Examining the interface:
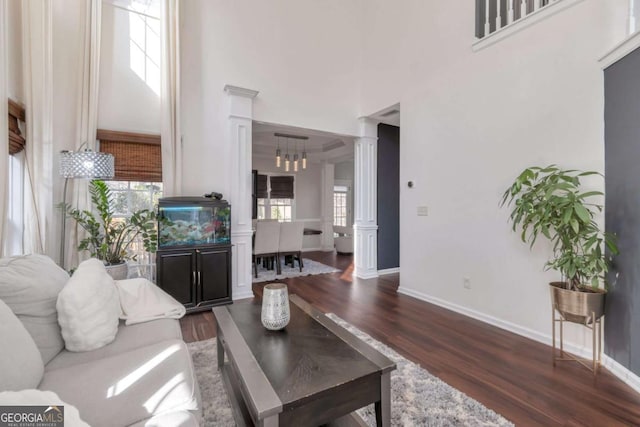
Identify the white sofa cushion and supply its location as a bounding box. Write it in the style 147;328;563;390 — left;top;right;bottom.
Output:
46;319;182;371
0;254;69;364
56;259;121;352
39;340;200;427
0;299;44;390
0;390;90;427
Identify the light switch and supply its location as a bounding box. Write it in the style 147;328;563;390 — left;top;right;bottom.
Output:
417;206;428;216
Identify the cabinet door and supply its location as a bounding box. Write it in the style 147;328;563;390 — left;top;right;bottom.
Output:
157;250;197;308
197;247;231;305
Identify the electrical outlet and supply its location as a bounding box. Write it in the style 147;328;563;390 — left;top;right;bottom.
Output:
463;277;471;289
417;206;428;216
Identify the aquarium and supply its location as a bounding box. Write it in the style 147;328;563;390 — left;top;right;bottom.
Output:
158;197;231;248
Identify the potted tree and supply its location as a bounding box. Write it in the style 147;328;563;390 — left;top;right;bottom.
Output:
501;165;618;325
62;180;158;279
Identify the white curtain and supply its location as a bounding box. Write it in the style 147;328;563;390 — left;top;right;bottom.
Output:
104;0;160;18
64;0;102;269
0;0;8;256
21;0;53;256
160;0;182;196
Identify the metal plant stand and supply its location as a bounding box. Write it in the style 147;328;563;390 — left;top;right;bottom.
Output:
551;308;603;374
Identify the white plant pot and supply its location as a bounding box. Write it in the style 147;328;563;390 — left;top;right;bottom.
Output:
105;262;128;280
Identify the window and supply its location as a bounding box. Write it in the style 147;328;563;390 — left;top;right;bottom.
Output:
128;6;161;95
98;129;163;279
333;185;348;226
106;181;163;217
5;99;26;255
105;180;162;280
269;199;293;221
256;174;294;221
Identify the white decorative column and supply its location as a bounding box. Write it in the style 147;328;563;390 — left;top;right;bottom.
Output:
225;85;258;300
320;162;335;251
354;118;378;279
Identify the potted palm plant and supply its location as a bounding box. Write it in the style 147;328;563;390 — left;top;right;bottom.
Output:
62;180;158;279
501;165;618;325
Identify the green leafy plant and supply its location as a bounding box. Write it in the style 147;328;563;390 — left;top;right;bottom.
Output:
501;165;618;291
62;180;158;265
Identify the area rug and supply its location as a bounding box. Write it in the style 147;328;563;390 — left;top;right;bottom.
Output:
251;258;339;283
187;316;513;426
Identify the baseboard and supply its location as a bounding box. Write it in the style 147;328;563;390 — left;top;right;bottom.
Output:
397;286;594;360
354;269;379;279
301;247;323;253
378;267;400;275
232;289;254;301
602;355;640;394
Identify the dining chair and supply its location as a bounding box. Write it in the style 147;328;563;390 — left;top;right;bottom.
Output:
278;221;304;272
253;220;281;278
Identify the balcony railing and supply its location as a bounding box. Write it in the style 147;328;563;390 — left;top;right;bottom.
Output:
476;0;558;39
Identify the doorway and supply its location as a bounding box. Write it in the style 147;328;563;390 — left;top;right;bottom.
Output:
368;105;400;274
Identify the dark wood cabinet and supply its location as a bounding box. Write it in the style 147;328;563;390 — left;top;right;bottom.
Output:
156;197;233;312
197;247;231;306
157;245;232;313
157;249;197;309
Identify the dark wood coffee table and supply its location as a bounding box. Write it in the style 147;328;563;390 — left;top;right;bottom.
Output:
212;295;396;427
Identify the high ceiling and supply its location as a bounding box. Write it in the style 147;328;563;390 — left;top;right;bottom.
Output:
252;122;354;164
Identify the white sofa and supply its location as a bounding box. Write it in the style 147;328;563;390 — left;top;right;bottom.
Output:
0;255;201;427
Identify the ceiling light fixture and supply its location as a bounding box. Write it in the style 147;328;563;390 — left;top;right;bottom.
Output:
284;137;290;172
275;135;281;168
302;138;307;170
274;132;309;172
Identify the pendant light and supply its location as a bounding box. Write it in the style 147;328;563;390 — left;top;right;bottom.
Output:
284;137;290;172
275;135;281;168
293;140;299;172
302;138;307;169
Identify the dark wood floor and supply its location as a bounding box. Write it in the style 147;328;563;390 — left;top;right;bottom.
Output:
181;251;640;426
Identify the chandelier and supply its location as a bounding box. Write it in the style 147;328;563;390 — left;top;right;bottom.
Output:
274;133;309;171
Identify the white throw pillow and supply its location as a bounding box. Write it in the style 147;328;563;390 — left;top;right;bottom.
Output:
57;259;121;352
0;254;69;364
0;299;44;390
0;390;90;427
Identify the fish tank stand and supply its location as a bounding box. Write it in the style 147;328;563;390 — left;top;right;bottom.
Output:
156;197;232;312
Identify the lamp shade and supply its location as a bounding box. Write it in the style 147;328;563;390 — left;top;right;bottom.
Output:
59;150;115;179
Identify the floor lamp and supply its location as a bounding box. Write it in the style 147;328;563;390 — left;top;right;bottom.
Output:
59;149;115;268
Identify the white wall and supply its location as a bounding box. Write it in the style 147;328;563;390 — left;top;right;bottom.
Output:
252;155;323;250
98;3;161;133
180;0;362;198
359;0;630;348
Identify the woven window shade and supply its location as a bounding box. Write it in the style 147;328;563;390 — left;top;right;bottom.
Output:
8;99;26;155
97;129;162;181
270;175;294;199
257;174;268;198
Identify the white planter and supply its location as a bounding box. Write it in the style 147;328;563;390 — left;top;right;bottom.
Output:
105;262;128;280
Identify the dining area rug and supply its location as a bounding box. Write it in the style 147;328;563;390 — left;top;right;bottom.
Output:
252;258;339;283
